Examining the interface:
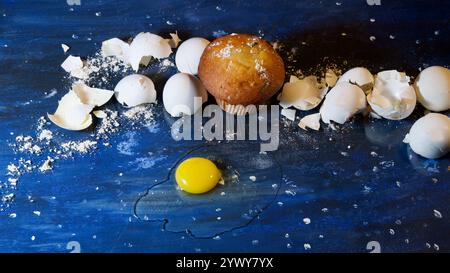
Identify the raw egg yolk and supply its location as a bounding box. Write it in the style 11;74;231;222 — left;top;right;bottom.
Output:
175;157;221;194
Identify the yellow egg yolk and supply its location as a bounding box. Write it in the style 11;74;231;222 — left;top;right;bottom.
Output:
175;157;221;194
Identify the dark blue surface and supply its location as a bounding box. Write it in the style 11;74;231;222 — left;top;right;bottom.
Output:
0;0;449;252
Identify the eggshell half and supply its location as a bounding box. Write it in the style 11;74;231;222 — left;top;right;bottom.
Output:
403;113;450;159
114;74;157;107
337;67;374;94
48;91;94;131
414;66;450;112
368;70;416;120
175;37;210;75
320;82;366;124
127;32;172;71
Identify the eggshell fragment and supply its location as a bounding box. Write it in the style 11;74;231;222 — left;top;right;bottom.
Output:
163;73;208;117
127;32;172;71
168;31;182;48
114;74;157;107
337;67;374;93
93;110;107;119
101;38;130;61
72;83;114;107
414;66;450;112
367;70;416;120
61;55;88;79
61;43;70;53
175;37;210;75
403;113;450;159
278;76;327;110
298;113;321;131
325;69;338;88
319;82;366;124
281;108;296;121
48;91;94;131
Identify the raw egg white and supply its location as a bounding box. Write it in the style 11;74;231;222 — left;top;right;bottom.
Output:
163;73;208;117
114;74;157;107
403;113;450;159
414;66;450;112
175;37;210;75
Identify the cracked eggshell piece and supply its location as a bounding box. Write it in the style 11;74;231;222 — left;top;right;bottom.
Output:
101;38;130;61
127;32;172;71
114;74;157;107
368;70;416;120
72;83;114;107
414;66;450;112
168;31;182;48
175;37;210;75
278;75;327;110
320;82;366;124
403;113;450;159
93;110;107;119
48;91;94;131
337;67;374;94
61;55;88;79
281;108;296;121
325;69;338;87
61;43;70;53
163;73;208;117
298;113;321;131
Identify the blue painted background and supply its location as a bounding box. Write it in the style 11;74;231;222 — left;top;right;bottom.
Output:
0;0;449;252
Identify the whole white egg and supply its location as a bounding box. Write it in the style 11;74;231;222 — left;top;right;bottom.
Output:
403;113;450;159
337;67;374;93
114;74;157;107
175;37;210;75
320;82;367;124
163;73;208;117
414;66;450;112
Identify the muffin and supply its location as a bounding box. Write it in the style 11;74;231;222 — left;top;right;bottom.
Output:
198;34;285;115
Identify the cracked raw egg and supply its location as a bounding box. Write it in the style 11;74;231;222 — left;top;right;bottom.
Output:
175;157;221;194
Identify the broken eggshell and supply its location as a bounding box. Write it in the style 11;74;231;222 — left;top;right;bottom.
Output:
61;55;88;79
168;31;182;48
319;82;366;124
337;67;374;94
280;108;296;121
414;66;450;112
324;69;338;88
101;38;130;61
175;37;210;75
48;91;94;131
278;75;328;110
163;73;208;117
403;113;450;159
115;74;157;107
72;83;114;107
367;70;416;120
298;113;321;131
127;32;172;71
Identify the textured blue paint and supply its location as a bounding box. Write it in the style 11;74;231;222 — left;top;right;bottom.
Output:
0;0;449;253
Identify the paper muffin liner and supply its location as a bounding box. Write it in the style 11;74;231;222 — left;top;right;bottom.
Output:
216;98;258;116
